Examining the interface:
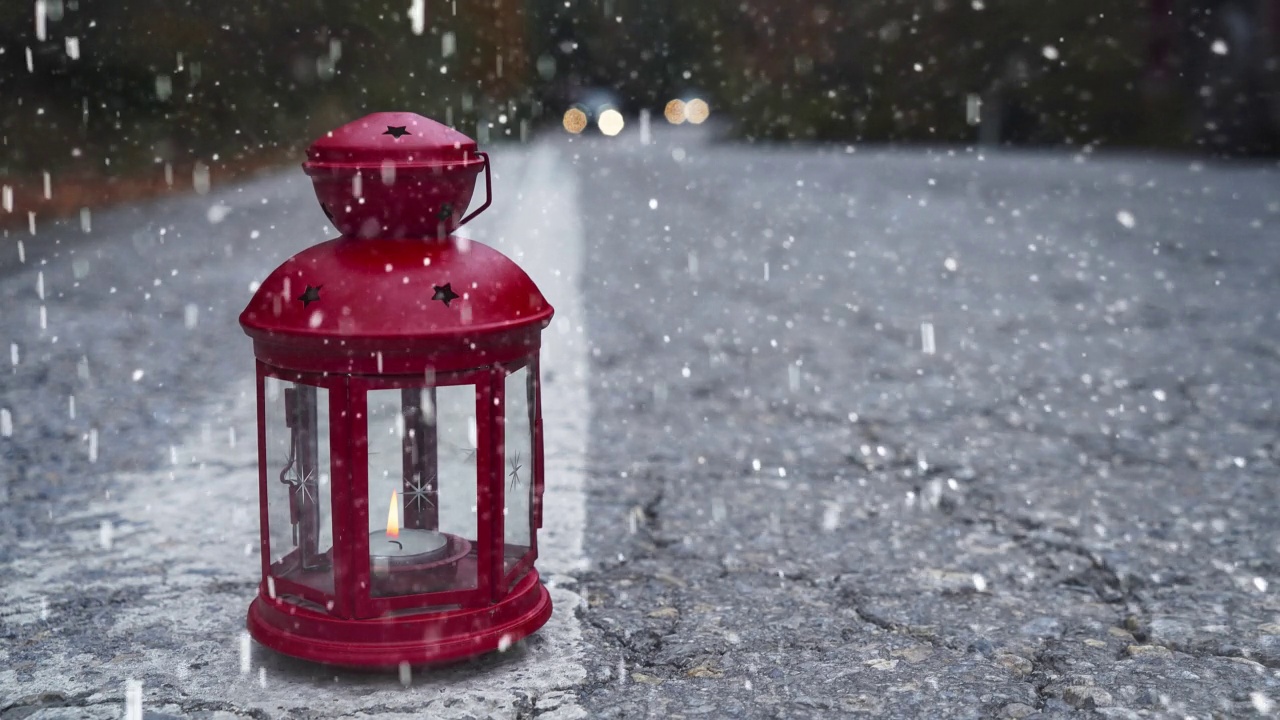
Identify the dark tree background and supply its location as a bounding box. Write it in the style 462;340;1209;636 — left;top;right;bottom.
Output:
1;0;534;179
0;0;1197;185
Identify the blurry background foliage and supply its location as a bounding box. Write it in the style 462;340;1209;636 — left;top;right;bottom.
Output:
1;0;532;179
1;0;1181;182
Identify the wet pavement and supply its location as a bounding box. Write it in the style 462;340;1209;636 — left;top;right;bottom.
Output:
2;127;1280;718
569;131;1280;718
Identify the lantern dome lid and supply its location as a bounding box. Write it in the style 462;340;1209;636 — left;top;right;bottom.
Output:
304;111;478;169
301;111;488;239
239;236;553;374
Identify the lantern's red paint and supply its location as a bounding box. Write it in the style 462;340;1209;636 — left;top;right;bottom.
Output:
239;112;554;668
240;236;551;375
304;112;490;238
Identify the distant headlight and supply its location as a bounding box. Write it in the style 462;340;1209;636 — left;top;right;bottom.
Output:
666;98;710;125
664;99;686;124
685;98;710;124
598;108;625;136
563;107;588;134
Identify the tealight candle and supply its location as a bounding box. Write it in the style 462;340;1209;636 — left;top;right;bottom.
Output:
371;490;449;575
369;527;449;569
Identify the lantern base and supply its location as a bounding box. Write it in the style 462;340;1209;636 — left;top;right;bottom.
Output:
246;570;552;668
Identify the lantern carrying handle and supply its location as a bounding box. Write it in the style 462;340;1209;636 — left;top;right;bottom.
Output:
455;152;492;229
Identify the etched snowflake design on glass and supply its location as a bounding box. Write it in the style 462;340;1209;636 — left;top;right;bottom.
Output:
405;471;436;510
292;467;317;503
508;450;523;491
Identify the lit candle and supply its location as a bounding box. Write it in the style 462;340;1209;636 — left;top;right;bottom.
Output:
370;490;449;571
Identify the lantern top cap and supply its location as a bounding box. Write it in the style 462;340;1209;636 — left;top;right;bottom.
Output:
304;112;479;170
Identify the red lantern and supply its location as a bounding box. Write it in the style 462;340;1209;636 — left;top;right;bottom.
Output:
239;112;553;667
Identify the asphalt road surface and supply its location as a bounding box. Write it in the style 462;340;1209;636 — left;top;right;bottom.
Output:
2;126;1279;719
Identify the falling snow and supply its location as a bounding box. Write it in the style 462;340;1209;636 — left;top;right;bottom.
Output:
0;5;1276;717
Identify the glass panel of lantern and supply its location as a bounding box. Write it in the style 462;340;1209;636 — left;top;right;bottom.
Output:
263;377;334;603
503;362;536;581
366;384;480;599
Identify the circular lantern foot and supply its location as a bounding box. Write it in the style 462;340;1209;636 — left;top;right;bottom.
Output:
246;570;552;668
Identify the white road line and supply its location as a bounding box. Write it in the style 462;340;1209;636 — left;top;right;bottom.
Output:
488;141;591;579
0;141;589;718
481;139;591;716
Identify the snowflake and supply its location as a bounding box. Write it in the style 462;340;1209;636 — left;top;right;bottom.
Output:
291;467;317;503
442;439;478;462
405;472;436;510
508;451;523;491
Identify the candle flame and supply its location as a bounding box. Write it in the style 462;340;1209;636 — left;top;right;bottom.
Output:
386;490;400;538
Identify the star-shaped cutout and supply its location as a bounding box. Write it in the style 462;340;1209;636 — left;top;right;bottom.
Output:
383;125;410;139
432;283;460;307
298;284;323;306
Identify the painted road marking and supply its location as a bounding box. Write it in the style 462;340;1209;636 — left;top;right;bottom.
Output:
484;141;591;579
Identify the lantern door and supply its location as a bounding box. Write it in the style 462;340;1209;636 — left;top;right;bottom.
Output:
348;372;494;617
256;365;346;613
499;356;541;592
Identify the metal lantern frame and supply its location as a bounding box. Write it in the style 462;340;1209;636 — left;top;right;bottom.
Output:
240;113;553;667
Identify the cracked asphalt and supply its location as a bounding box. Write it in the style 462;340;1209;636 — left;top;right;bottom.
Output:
2;126;1280;718
567;132;1280;718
